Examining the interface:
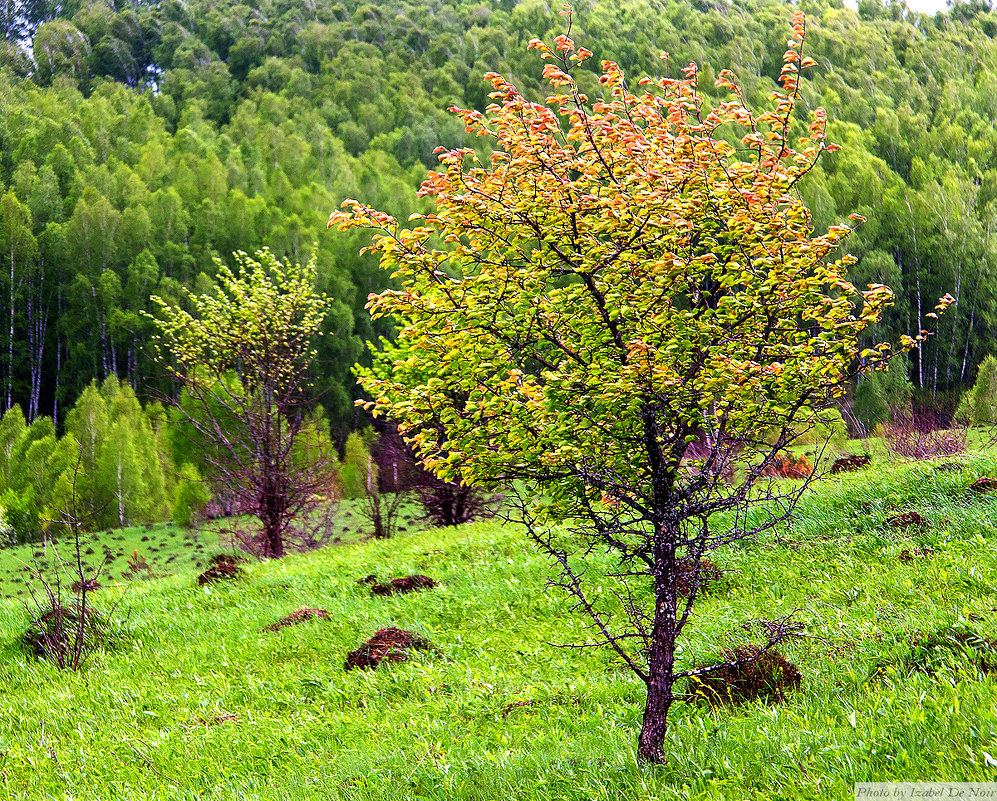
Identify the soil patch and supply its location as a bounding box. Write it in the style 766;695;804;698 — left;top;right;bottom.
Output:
370;575;437;596
690;645;802;705
888;511;928;529
970;477;997;493
345;627;434;671
197;556;244;586
898;547;934;563
195;713;239;725
71;579;102;593
263;607;331;632
830;455;871;474
879;626;997;679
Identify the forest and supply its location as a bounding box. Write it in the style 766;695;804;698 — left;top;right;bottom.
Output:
0;0;996;434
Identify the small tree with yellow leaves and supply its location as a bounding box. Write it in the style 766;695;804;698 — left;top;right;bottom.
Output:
331;14;948;762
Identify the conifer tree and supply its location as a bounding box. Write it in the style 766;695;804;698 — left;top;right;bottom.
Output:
956;355;997;425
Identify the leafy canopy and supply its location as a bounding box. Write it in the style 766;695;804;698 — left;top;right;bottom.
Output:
332;13;942;510
148;249;327;398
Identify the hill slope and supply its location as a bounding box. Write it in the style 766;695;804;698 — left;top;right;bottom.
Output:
2;457;997;799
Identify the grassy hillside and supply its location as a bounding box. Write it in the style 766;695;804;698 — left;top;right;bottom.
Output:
2;456;997;799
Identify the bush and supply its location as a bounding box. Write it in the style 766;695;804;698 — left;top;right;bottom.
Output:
955;355;997;426
22;604;110;665
759;453;813;479
415;474;499;527
883;406;966;460
854;358;914;433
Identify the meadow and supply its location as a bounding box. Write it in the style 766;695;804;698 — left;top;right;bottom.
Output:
1;455;996;800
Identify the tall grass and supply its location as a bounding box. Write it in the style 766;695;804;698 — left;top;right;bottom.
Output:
0;456;995;799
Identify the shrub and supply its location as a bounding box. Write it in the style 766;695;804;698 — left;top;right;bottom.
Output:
759;453;813;479
883;406;966;460
22;605;110;665
415;474;499;528
955;355;997;426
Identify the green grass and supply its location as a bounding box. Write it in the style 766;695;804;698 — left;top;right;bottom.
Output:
0;521;222;600
2;457;997;799
0;499;426;599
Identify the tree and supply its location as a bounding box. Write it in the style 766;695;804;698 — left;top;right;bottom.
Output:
853;355;914;433
332;15;948;762
171;463;211;543
147;249;334;558
338;429;374;499
955;354;997;425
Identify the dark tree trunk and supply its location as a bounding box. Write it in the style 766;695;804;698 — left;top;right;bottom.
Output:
263;520;284;558
638;540;678;764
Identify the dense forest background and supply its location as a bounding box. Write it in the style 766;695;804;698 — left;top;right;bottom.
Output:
0;0;995;433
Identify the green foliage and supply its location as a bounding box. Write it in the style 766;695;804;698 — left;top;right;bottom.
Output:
339;430;374;500
0;380;171;542
0;405;27;491
955;355;997;425
0;486;40;544
148;249;336;558
171;463;212;530
769;408;849;449
853;357;915;432
3;0;997;426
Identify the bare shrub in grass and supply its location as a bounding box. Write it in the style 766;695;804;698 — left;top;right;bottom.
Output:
23;447;123;670
884;405;966;460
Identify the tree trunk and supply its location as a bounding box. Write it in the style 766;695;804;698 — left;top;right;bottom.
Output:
263;518;284;558
637;542;678;764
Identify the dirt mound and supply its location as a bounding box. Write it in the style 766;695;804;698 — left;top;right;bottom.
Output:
898;547;934;562
197;558;244;586
194;713;239;726
22;605;107;660
370;575;437;596
676;559;724;598
690;645;802;705
345;627;434;671
888;511;928;529
874;626;997;679
830;454;871;474
356;574;378;585
263;607;331;632
970;477;997;493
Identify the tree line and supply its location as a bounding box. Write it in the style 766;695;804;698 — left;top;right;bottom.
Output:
2;0;997;427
